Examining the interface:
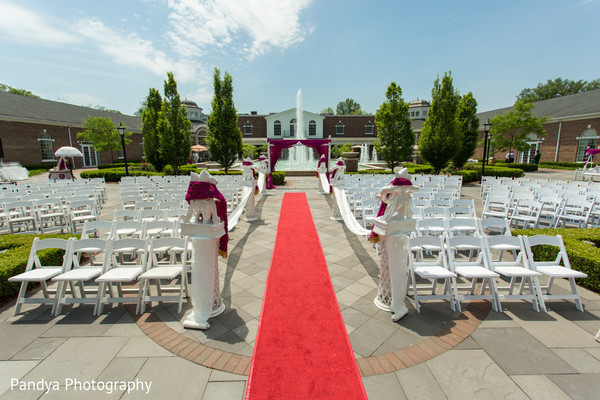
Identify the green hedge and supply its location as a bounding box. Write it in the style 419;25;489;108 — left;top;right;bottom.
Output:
464;164;525;178
270;171;286;186
451;169;480;183
512;228;600;293
80;169;162;182
0;234;78;301
539;161;582;170
493;162;539;172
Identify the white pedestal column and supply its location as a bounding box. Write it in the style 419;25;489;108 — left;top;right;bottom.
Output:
180;222;226;330
373;219;416;321
330;182;343;221
243;181;258;222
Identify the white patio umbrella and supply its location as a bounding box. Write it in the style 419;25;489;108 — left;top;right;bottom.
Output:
54;146;84;157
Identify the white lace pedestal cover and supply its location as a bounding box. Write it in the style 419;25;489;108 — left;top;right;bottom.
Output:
180;222;226;330
242;179;258;221
373;219;416;321
330;180;343;221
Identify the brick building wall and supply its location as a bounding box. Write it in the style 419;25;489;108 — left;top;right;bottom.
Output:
0;120;143;168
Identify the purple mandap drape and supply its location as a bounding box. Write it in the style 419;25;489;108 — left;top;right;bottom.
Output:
266;139;331;189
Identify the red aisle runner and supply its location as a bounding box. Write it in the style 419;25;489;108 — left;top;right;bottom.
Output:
245;193;367;400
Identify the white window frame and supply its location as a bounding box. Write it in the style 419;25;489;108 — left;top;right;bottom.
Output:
37;130;55;162
335;121;345;135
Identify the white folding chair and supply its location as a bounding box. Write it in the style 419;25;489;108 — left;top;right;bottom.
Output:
66;199;98;233
137;237;190;314
522;235;588;311
113;209;139;222
143;220;176;238
110;220;145;239
447;218;480;237
5;200;38;233
421;206;448;220
35;198;69;234
446;235;501;312
52;238;110;315
409;235;460;312
509;199;543;229
9;237;74;316
415;218;447;237
95;238;149;315
481;196;510;220
138;209;164;222
478;217;511;237
80;220;114;240
484;235;545;312
554;198;593;228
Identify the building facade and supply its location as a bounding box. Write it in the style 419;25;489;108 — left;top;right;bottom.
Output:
2;90;600;169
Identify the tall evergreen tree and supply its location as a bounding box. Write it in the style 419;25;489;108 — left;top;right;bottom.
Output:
374;82;414;171
159;72;191;175
418;72;461;174
141;88;165;171
452;92;479;169
206;68;242;174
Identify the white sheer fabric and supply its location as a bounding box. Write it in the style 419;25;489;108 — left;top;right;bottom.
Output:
332;186;372;236
318;172;330;194
227;185;254;231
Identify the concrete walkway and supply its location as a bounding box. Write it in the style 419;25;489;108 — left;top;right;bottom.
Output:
1;169;599;399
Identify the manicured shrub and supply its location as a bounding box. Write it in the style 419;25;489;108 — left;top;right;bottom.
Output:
494;162;539;172
451;169;480;183
512;228;600;293
271;171;286;186
539;161;582;170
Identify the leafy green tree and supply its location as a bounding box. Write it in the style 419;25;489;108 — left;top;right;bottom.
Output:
159;72;191;175
0;83;39;98
142;88;165;171
336;98;364;115
374;82;414;171
489;98;549;158
517;77;600;102
242;143;257;159
331;143;352;159
206;68;243;174
320;107;334;115
77;117;130;163
452;92;479;169
418;72;461;174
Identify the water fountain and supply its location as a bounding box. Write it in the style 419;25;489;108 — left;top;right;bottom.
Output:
360;143;369;164
373;147;379;162
276;89;317;170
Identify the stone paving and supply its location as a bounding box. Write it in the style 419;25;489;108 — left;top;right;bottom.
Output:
1;169;599;399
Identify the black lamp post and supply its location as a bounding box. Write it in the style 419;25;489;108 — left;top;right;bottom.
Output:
481;119;492;183
117;122;129;176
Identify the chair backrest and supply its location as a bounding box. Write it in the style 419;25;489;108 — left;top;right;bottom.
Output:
164;209;187;221
105;238;148;271
483;234;527;266
445;235;488;269
422;206;448;220
147;236;189;273
416;218;447;236
113;209;139;222
522;234;572;270
447;218;480;237
409;235;447;266
478;217;511;236
144;220;176;238
138;209;164;222
67;199;97;215
68;238;109;269
110;220;145;239
81;220;114;239
25;237;73;272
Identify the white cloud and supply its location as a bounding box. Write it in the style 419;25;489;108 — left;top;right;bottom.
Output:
0;1;78;45
166;0;313;60
74;18;198;82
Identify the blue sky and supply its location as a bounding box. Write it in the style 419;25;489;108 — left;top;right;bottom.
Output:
1;0;599;116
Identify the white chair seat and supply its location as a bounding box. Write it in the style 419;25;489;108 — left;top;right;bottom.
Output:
9;268;62;282
96;267;143;282
53;267;102;282
413;266;456;279
536;266;587;278
493;266;542;277
138;266;182;280
455;266;499;279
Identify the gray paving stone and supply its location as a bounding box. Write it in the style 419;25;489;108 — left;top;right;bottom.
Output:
426;349;528;400
0;321;53;360
373;327;423;355
23;336;127;382
12;338;66;361
472;327;577;375
348;328;382;358
201;381;246;400
547;373;600;400
122;357;210;400
453;336;481;350
511;375;571;400
41;306;127;338
0;360;40;396
209;369;249;382
362;372;406;400
116;336;176;358
552;348;600;373
395;362;447;400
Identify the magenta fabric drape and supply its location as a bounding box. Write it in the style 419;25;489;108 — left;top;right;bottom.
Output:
267;139;331;189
